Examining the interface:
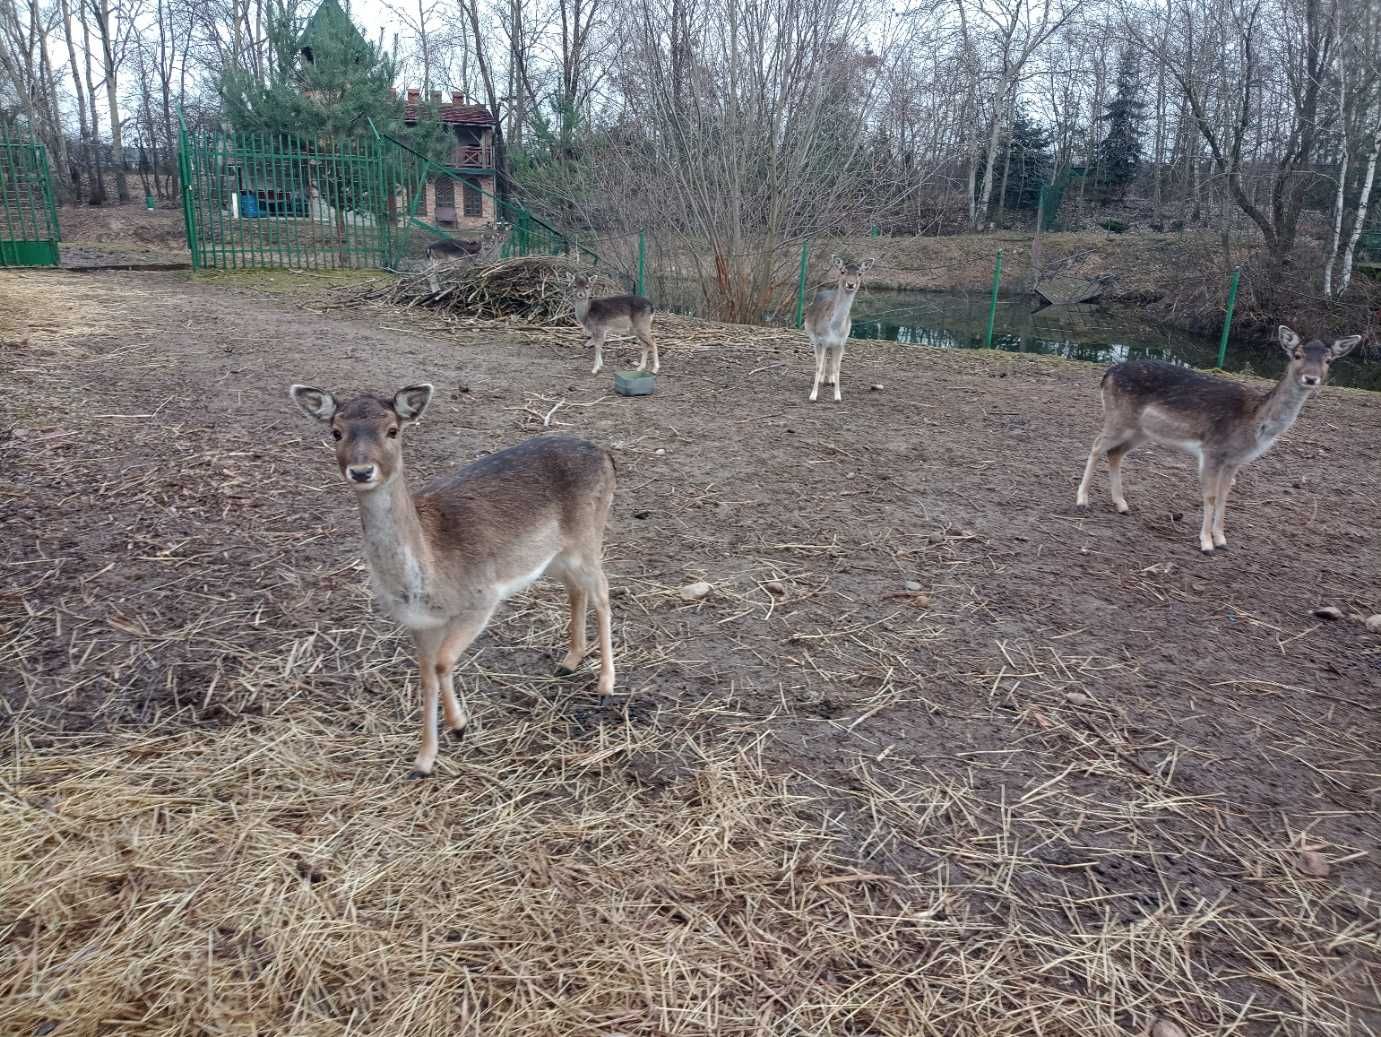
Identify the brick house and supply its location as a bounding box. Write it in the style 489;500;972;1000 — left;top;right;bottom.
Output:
402;89;498;232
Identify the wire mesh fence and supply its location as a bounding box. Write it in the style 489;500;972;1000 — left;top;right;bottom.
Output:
0;133;60;267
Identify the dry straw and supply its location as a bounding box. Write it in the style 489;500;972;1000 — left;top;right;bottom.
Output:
3;675;1375;1035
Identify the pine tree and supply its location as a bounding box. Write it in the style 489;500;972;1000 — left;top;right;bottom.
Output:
1094;48;1144;202
220;0;445;155
1002;106;1053;212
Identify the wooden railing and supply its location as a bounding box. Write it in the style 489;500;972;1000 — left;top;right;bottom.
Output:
448;144;493;169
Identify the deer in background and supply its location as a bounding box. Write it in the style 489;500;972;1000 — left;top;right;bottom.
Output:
1076;326;1361;554
806;256;876;402
569;273;658;375
290;383;617;778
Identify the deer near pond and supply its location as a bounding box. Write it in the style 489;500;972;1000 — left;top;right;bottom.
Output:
806;256;875;402
289;383;617;778
569;273;658;375
1075;326;1361;554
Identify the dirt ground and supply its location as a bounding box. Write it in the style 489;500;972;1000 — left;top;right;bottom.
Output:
1;268;1379;1034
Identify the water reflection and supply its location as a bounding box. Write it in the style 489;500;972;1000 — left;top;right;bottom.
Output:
844;291;1378;390
657;283;1378;391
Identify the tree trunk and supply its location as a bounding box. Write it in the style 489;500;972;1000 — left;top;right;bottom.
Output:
1338;128;1380;297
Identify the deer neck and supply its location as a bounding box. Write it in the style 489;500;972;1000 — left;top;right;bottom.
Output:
829;287;857;322
1253;371;1312;443
356;471;432;603
573;295;591;324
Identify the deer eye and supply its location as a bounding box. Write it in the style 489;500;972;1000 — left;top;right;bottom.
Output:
331;429;342;441
387;427;399;439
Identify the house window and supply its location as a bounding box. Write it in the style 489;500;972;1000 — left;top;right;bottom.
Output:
463;180;482;218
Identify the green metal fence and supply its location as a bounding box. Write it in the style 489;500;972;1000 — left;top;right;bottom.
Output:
177;119;426;270
0;133;60;267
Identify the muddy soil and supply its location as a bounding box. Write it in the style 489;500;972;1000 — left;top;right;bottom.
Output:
2;268;1379;1029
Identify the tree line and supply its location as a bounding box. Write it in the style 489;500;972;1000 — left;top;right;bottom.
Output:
1;0;1377;307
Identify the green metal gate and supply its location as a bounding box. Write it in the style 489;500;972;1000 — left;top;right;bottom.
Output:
177;118;425;270
0;133;60;267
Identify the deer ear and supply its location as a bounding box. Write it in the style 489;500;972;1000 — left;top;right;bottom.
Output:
393;384;434;422
1278;325;1302;354
859;257;877;272
1329;335;1361;359
290;384;337;423
830;254;845;272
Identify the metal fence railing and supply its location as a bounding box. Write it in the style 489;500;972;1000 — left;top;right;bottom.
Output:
177;115;597;273
0;133;60;267
177;118;427;271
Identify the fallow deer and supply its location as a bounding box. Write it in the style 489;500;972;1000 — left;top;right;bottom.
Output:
424;237;479;264
290;383;617;778
805;256;876;402
569;273;658;375
1075;326;1361;554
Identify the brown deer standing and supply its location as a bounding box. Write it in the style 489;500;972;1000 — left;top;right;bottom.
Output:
805;256;875;402
290;383;617;778
1076;326;1361;554
569;273;658;375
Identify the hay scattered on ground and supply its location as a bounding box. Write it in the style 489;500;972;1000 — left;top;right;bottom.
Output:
3;692;1373;1035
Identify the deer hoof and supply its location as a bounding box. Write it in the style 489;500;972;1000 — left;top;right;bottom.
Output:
448;726;467;742
407;768;432;781
555;664;579;677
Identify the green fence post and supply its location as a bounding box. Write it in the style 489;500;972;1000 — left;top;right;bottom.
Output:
177;115;200;270
794;239;810;328
636;230;646;297
984;249;1004;347
1217;266;1241;368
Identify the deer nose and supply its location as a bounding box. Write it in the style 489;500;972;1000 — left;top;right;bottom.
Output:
348;465;377;483
1301;375;1320;386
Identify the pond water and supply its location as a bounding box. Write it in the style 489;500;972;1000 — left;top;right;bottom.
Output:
660;283;1378;391
847;290;1379;391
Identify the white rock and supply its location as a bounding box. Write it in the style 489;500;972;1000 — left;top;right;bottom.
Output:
1364;614;1381;633
678;581;711;601
1311;606;1344;621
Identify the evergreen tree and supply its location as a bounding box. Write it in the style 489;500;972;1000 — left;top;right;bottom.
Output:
1094;48;1144;201
218;0;447;219
998;106;1053;212
221;0;401;142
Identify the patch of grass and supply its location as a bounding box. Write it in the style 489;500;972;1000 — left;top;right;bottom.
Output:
191;267;386;295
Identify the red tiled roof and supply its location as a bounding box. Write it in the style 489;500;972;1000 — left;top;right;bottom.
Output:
402;102;493;126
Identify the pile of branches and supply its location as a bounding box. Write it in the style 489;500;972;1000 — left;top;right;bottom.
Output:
368;256;621;323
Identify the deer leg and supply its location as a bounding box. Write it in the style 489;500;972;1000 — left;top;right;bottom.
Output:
410;628;444;779
584;566;616;705
1076;434;1104;508
590;330;606;375
1197;463;1221;555
412;611;493;776
635;322;659;374
1106;441;1135;514
809;341;827;402
830;342;846;401
556;586;588;675
1212;465;1238;549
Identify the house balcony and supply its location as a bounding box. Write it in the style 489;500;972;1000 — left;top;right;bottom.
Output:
448;144;494;170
